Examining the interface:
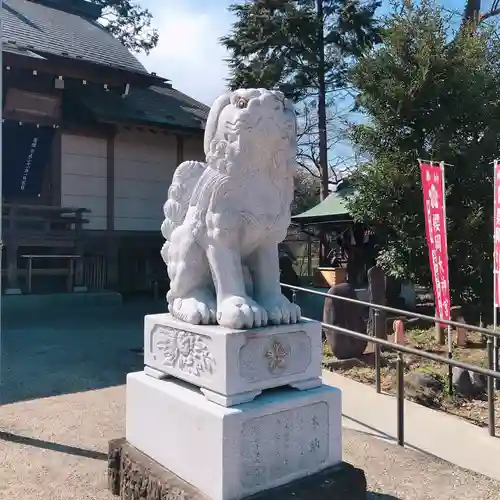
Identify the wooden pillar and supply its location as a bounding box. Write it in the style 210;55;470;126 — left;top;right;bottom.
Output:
106;132;115;232
51;129;62;206
5;245;20;293
73;209;86;289
105;132;119;289
176;134;184;165
5;207;20;294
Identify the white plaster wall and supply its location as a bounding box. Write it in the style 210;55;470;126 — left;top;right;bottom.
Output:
61;134;107;230
114;130;179;231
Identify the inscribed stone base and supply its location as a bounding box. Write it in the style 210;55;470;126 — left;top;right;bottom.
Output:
143;314;322;406
125;371;342;500
108;438;366;500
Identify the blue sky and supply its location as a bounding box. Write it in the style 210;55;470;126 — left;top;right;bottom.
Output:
136;0;236;105
135;0;471;106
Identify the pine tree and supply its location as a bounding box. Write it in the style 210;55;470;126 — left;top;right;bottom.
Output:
94;0;159;53
220;0;380;200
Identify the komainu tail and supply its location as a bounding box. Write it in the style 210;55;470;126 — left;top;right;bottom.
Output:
161;161;206;260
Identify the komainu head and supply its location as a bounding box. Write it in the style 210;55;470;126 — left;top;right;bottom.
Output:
204;88;297;175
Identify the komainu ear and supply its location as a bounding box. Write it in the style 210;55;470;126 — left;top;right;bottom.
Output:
204;93;232;156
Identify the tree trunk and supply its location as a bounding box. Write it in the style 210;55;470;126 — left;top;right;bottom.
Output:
459;0;500;32
316;0;329;201
461;0;481;29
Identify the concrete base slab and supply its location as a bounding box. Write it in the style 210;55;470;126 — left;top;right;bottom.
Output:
108;438;366;500
125;371;342;500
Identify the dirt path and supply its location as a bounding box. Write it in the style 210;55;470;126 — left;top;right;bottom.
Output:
0;385;499;500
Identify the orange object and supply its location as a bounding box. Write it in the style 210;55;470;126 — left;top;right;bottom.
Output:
313;267;347;287
393;319;407;344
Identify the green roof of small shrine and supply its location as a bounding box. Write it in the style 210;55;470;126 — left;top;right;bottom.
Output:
292;186;355;225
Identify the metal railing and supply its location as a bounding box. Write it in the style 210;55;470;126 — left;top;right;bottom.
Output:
281;283;500;444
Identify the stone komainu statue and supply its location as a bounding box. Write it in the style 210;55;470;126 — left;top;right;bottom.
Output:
161;89;301;330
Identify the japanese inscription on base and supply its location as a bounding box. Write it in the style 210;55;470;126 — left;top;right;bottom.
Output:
240;402;329;488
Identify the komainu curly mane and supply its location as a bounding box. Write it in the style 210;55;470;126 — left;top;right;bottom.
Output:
160;88;301;330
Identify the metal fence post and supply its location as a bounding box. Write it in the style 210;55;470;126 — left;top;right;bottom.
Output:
495;338;500;391
396;351;405;446
487;336;496;437
374;309;382;394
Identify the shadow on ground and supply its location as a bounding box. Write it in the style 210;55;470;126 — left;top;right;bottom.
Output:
367;494;400;499
0;430;108;460
0;297;165;404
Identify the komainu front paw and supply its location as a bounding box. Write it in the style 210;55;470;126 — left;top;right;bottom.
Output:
171;295;217;325
259;294;301;325
217;296;268;329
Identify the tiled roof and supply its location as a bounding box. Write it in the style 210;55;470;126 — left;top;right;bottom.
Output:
2;0;148;74
2;0;209;130
136;86;210;125
68;85;210;131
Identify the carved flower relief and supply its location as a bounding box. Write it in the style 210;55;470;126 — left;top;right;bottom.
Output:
154;327;215;377
265;339;291;373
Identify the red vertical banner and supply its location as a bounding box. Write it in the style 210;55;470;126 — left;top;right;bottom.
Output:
494;162;500;307
420;162;451;323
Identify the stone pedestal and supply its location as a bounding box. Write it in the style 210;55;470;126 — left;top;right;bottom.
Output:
144;314;323;406
109;316;364;500
126;372;342;500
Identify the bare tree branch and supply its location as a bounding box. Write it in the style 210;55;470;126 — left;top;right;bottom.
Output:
295;90;355;188
480;7;500;22
297;160;322;178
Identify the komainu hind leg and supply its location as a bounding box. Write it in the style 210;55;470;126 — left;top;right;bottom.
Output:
166;226;216;325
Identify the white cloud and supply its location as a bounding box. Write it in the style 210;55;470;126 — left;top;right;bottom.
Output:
136;1;234;106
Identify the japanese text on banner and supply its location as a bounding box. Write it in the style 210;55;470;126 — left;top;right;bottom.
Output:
420;163;450;322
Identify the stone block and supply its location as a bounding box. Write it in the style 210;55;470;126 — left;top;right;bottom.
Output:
108;438;367;500
143;314;322;406
125;371;342;500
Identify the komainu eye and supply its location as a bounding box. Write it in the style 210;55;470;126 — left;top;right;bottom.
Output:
236;98;248;109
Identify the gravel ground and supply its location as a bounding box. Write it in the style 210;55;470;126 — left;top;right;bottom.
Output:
0;385;499;500
0;299;162;404
344;429;500;500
